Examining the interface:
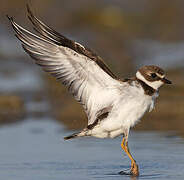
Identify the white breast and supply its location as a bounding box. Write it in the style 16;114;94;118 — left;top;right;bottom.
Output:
101;82;156;132
120;95;152;127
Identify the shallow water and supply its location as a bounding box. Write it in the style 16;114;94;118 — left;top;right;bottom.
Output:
0;118;184;180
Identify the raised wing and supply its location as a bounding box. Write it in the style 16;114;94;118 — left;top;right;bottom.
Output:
7;7;122;125
26;5;118;80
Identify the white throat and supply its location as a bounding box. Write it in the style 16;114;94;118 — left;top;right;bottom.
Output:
136;71;163;90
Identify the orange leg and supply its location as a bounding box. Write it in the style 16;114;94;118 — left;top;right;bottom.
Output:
120;137;139;176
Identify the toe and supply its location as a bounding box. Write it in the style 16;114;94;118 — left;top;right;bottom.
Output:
130;163;139;176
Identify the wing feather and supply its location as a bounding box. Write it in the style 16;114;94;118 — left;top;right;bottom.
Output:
8;11;122;125
26;5;118;80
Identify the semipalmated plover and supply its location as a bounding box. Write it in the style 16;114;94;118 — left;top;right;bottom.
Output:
7;5;172;176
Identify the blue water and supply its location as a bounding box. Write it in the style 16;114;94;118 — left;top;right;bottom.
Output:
0;118;184;180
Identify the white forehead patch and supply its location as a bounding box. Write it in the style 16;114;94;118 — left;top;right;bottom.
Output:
156;73;165;78
136;71;164;90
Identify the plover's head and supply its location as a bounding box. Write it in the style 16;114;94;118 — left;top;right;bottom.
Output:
136;65;172;90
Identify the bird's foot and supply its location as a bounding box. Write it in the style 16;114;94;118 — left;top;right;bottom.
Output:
130;162;139;177
119;163;139;177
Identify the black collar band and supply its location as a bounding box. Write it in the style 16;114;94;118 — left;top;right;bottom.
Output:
136;78;156;96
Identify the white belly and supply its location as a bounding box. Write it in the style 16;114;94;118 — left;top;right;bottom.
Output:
90;126;123;138
92;95;153;138
121;95;153;127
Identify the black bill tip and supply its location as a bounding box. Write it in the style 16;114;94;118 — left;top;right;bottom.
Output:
162;77;172;84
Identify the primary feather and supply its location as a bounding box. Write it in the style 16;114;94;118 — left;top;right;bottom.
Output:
7;7;123;126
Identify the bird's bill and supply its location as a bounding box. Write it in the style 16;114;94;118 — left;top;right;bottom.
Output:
161;77;172;84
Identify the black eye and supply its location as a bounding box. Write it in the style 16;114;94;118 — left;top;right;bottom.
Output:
151;73;157;78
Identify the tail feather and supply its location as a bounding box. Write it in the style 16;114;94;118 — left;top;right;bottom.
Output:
64;132;80;140
64;129;89;140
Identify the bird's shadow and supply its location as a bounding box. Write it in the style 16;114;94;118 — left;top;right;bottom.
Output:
104;171;162;179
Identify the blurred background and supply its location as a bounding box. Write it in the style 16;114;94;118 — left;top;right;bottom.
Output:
1;0;183;134
0;1;184;179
